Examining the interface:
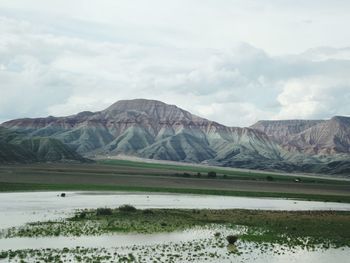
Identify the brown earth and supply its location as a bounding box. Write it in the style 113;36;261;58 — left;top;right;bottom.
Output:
0;163;349;196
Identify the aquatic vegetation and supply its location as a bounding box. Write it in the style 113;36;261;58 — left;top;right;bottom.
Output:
96;207;113;216
2;208;350;251
1;234;348;263
119;204;137;213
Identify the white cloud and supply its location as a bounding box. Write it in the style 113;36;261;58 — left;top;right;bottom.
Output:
0;8;350;127
194;102;273;127
2;0;350;54
276;77;350;120
300;47;350;61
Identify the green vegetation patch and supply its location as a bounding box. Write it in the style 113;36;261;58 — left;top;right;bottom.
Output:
5;207;350;248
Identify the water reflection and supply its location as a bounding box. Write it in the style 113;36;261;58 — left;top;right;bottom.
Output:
227;244;239;253
1;191;350;229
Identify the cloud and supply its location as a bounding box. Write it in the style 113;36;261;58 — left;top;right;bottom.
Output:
194;102;273;127
276;76;350;120
299;47;350;61
0;13;350;127
2;0;350;54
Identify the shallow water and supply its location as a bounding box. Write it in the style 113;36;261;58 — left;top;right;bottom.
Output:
0;227;218;250
232;247;350;263
1;192;350;262
0;227;349;263
1;191;350;228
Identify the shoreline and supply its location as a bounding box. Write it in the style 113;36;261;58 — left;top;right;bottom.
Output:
1;182;350;203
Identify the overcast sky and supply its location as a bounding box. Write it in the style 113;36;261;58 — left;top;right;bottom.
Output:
0;0;349;126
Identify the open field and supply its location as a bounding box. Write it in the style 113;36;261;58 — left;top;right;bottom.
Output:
97;156;350;180
0;159;350;202
97;158;350;182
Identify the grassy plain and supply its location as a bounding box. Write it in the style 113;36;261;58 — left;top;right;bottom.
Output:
0;159;350;202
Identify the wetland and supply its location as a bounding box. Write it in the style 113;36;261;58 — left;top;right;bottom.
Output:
0;191;350;262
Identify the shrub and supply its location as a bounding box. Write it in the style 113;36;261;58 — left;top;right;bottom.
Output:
207;171;217;178
119;204;137;212
183;172;191;177
226;235;239;244
142;209;154;215
266;175;274;181
96;207;113;216
79;211;87;219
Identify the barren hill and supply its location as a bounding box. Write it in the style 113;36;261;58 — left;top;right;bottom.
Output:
2;99;350;174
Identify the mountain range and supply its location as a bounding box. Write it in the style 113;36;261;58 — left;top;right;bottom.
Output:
251;117;350;155
0;127;86;163
1;99;349;175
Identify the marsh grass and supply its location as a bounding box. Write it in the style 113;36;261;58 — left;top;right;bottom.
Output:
96;208;113;216
119;205;137;213
1;234;348;263
5;208;350;249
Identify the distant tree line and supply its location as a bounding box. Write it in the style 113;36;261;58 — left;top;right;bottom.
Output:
174;171;218;178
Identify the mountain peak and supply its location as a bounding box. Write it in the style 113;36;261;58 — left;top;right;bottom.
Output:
107;98;169;110
330;115;350;124
103;98;204;123
106;99;173;112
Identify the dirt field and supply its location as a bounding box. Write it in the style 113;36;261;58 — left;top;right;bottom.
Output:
0;162;349;197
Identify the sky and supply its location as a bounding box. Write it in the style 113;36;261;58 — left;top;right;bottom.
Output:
0;0;350;127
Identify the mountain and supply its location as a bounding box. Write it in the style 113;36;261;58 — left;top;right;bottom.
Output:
251;116;350;155
1;99;349;175
251;120;323;144
286;116;350;155
0;127;87;164
1;99;287;167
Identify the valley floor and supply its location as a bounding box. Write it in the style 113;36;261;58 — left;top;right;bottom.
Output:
0;159;350;203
